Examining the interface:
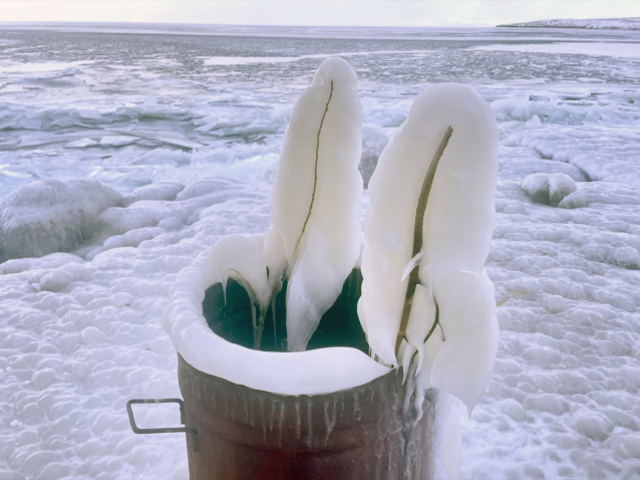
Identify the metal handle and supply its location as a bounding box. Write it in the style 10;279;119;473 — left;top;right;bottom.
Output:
126;398;198;451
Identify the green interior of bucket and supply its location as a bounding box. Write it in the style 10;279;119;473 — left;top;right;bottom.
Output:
202;269;370;354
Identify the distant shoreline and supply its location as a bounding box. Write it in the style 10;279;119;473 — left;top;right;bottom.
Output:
498;18;640;31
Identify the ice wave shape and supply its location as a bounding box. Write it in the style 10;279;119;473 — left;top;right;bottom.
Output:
359;83;499;414
264;56;363;351
162;241;390;396
0;178;122;262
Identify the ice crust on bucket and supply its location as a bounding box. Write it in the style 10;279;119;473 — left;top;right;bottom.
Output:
359;83;500;414
162;241;390;396
264;57;363;351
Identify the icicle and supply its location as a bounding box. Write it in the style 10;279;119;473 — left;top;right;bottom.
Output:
401;342;415;384
222;278;228;306
401;251;425;282
271;295;277;346
251;303;257;330
255;310;266;350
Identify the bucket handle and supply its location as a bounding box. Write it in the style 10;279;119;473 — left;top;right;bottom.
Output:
126;398;199;451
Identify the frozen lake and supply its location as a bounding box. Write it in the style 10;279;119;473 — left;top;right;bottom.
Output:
0;22;639;479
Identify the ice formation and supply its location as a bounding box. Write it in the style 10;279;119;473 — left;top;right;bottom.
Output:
162;243;389;395
521;172;578;207
263;56;363;351
0;179;122;262
359;83;499;414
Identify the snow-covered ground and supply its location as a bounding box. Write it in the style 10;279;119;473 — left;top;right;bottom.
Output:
0;23;639;480
500;18;640;31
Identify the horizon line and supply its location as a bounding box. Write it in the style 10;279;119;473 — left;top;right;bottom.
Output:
0;20;499;28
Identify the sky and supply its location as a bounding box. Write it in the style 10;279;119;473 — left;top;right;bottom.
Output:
1;1;639;27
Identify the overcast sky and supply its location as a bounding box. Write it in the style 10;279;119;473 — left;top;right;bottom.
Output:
1;1;639;27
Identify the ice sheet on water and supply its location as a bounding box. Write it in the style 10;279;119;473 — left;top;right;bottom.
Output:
472;42;640;59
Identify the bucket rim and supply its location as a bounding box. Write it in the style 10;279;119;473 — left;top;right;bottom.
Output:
163;244;390;396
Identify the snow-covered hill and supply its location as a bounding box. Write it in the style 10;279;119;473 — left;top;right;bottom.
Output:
499;18;640;30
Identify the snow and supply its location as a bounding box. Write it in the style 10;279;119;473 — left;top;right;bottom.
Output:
0;22;639;480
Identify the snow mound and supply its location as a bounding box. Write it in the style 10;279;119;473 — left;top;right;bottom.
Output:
0;179;122;262
521;172;577;207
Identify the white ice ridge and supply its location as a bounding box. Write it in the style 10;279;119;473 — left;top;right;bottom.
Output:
162;240;390;396
358;83;499;414
263;56;363;351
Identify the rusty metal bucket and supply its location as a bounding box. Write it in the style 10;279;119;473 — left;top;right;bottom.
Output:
178;354;435;480
128;270;436;479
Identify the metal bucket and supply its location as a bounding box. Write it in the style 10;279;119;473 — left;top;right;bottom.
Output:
129;270;436;479
178;354;435;480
